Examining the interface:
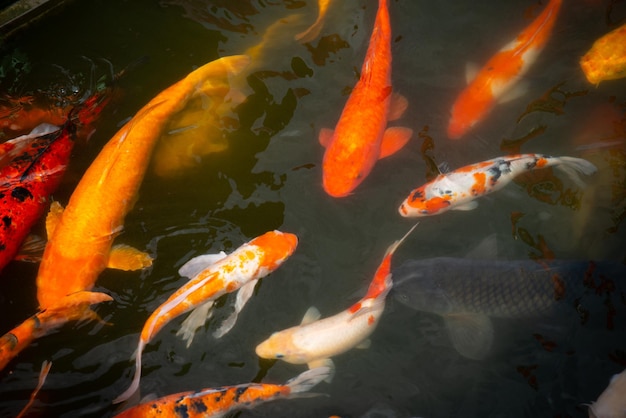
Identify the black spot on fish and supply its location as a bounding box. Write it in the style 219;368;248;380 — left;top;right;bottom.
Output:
11;186;33;202
2;333;18;349
173;403;189;418
0;241;5;251
233;386;248;402
191;400;207;413
2;216;11;228
409;189;424;203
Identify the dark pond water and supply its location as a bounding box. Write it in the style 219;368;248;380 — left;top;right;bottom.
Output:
0;0;625;417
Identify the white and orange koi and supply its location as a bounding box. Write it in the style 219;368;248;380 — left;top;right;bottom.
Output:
586;368;626;418
319;0;413;197
113;230;298;404
447;0;562;139
398;154;597;217
255;225;416;381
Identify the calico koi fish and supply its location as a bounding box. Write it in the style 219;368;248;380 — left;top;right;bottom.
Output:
447;0;562;139
0;55;251;372
255;225;416;381
580;22;626;86
319;0;413;197
114;366;331;418
113;230;298;404
0;90;113;273
399;154;597;217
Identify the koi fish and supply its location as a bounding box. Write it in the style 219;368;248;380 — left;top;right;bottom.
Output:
0;96;71;138
113;230;298;404
255;224;416;381
0;90;113;274
0;55;251;372
580;23;626;86
113;366;331;418
398;154;597;217
0;123;59;168
447;0;562;139
392;256;626;360
295;0;331;43
586;368;626;418
319;0;413;197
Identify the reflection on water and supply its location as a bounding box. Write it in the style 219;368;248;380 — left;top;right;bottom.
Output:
0;0;625;417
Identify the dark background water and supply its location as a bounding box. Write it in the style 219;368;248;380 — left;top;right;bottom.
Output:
0;0;625;417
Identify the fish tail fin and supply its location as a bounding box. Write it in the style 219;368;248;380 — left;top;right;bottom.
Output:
555;156;598;188
16;360;52;418
112;340;144;404
285;366;332;394
189;55;251;99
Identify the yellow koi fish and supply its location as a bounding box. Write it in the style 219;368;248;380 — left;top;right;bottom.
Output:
113;230;298;404
114;366;330;418
0;54;251;372
255;225;416;381
295;0;331;43
580;23;626;86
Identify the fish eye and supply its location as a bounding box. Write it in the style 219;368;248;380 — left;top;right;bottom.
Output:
275;354;284;359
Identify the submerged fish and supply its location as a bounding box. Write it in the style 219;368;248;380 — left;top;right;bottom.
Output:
398;154;597;217
392;257;626;359
447;0;562;139
113;230;298;404
319;0;413;197
114;366;331;418
580;22;626;86
295;0;331;43
255;225;416;381
0;55;251;372
586;368;626;418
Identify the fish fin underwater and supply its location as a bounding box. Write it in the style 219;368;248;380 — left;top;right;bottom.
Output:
307;358;336;383
552;156;599;188
444;312;494;361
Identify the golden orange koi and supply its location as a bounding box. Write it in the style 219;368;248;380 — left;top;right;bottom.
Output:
0;55;250;372
580;23;626;86
113;230;298;404
447;0;562;139
398;154;596;217
114;366;330;418
255;225;416;382
319;0;413;197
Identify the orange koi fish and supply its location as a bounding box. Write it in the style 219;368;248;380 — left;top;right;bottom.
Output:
447;0;562;139
255;225;416;382
114;366;331;418
0;55;250;372
398;154;597;217
113;230;298;404
319;0;413;197
580;23;626;86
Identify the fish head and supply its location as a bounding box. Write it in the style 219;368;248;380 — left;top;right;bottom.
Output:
255;329;308;364
322;135;377;197
249;230;298;272
399;187;452;217
391;261;452;315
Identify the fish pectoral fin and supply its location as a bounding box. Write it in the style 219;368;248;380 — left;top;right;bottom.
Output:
307;358;335;383
178;251;228;278
355;339;371;349
45;201;64;239
444;313;494;360
378;127;413;159
387;93;409;121
176;300;214;348
107;244;153;271
14;234;46;263
496;81;528;104
465;62;479;84
213;280;257;339
301;306;321;325
452;201;479;211
318;128;334;148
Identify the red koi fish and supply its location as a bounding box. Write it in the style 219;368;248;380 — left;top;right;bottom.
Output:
447;0;562;139
319;0;413;197
398;154;597;217
255;225;416;382
114;366;331;418
113;230;298;404
0;91;113;274
0;55;251;373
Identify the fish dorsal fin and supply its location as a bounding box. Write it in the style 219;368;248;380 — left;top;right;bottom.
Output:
307;358;335;383
176;300;215;347
45;201;64;239
178;251;228;278
318;128;334;148
465;62;479;84
301;306;321;325
444;312;494;360
387;93;409;121
107;244;153;271
213;280;257;339
356;338;371;349
379;127;413;159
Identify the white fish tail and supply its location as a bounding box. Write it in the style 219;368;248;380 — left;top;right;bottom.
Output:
177;301;214;348
286;366;332;394
554;156;597;188
112;341;144;404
